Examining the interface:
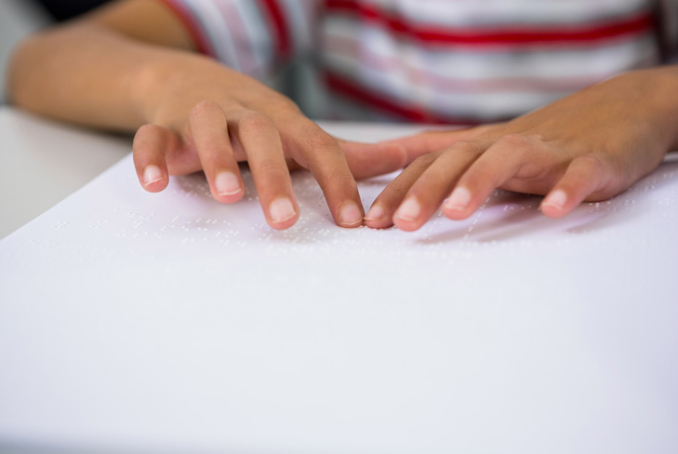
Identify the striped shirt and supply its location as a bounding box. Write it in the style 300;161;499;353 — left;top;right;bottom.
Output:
158;0;676;124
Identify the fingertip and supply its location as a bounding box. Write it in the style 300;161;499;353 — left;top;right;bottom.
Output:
541;204;569;218
441;202;474;220
441;187;473;220
213;171;245;204
541;189;570;218
393;218;423;232
268;197;299;230
364;203;384;222
441;207;473;221
133;124;176;194
364;219;394;230
337;201;364;228
141;165;168;193
393;198;425;232
214;190;245;204
364;204;393;229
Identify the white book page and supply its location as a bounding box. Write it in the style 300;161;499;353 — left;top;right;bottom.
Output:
1;124;677;453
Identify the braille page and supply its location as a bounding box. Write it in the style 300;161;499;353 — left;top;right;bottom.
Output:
1;123;677;454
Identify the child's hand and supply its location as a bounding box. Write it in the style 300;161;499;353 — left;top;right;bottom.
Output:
132;57;407;230
9;0;408;232
364;67;678;231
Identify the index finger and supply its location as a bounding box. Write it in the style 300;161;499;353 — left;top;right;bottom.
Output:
282;119;365;228
228;110;299;230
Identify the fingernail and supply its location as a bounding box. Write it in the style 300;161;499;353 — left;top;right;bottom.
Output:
339;202;363;226
215;172;241;196
444;187;471;211
543;190;567;209
364;204;385;221
143;165;163;186
395;197;420;221
269;198;296;224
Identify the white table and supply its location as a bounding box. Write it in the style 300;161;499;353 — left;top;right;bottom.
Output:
0;108;132;239
1;106;677;454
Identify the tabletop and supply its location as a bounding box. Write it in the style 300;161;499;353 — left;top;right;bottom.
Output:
0;107;131;239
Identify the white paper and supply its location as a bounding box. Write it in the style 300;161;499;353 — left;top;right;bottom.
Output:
1;124;677;454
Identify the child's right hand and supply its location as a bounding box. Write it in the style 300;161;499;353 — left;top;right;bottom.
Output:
132;56;408;230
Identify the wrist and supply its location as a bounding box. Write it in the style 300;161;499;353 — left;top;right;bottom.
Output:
632;66;678;152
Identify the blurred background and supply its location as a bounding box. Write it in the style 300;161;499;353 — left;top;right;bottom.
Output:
0;0;111;104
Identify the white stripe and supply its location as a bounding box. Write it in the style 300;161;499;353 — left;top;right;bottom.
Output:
366;0;652;27
279;0;315;55
231;0;276;75
327;54;573;119
192;0;241;70
322;17;659;81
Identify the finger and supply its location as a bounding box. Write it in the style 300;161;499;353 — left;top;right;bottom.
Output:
337;140;408;179
377;124;498;162
363;152;441;229
228;110;298;230
282;119;364;228
540;155;606;218
392;140;491;231
132;124;179;193
441;134;546;221
188;101;245;203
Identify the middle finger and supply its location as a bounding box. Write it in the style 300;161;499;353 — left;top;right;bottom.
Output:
228;110;299;230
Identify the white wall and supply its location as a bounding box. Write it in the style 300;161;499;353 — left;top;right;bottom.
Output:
0;0;51;104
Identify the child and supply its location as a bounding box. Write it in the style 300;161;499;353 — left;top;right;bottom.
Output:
8;0;678;231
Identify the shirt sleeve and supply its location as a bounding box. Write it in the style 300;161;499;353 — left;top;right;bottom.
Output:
659;0;678;61
156;0;318;79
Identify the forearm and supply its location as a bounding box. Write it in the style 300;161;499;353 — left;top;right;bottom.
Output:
645;65;678;152
10;24;189;131
612;65;678;153
6;0;204;132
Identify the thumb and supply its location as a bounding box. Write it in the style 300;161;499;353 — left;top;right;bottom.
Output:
337;140;408;180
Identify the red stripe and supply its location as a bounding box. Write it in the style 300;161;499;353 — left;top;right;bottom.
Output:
155;0;215;56
324;72;491;125
324;35;614;92
324;0;654;47
259;0;292;58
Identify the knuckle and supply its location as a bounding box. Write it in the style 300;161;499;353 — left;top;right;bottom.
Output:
135;123;163;139
189;100;220;118
459;170;484;189
255;160;288;180
577;154;625;196
238;111;275;135
498;133;532;148
448;141;484;159
133;124;163;154
576;155;605;177
301;129;338;151
269;97;301;113
411;152;439;167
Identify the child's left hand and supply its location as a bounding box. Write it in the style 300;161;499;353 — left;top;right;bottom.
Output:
364;66;678;231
